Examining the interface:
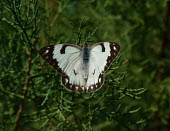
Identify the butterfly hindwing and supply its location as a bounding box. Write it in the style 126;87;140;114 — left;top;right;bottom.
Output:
62;75;85;92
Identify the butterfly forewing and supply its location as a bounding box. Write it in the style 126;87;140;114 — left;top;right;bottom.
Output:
39;45;63;74
91;42;120;72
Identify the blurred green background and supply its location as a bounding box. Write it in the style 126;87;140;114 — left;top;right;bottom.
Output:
0;0;170;130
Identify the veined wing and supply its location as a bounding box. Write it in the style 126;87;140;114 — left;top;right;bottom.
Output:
86;42;120;92
39;44;86;92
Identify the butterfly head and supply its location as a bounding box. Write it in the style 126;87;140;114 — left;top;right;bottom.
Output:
84;42;90;47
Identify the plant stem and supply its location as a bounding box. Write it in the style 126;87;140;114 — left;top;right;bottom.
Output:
14;51;32;131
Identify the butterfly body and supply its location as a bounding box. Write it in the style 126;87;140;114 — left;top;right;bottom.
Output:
39;42;120;93
81;44;91;79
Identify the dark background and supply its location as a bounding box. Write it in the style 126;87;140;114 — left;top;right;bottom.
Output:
0;0;170;130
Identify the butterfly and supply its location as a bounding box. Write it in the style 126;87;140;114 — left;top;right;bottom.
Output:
39;42;120;93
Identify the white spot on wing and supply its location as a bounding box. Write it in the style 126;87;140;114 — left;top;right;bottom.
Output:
76;86;78;91
82;87;85;91
45;50;49;54
70;85;72;89
113;46;117;51
65;78;68;84
99;78;101;83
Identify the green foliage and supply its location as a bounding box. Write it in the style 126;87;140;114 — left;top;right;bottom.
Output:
0;0;170;130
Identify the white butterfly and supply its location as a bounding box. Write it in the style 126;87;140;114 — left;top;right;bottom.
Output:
39;42;120;93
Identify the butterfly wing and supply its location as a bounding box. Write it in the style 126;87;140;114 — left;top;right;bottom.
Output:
39;44;86;92
86;42;120;92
